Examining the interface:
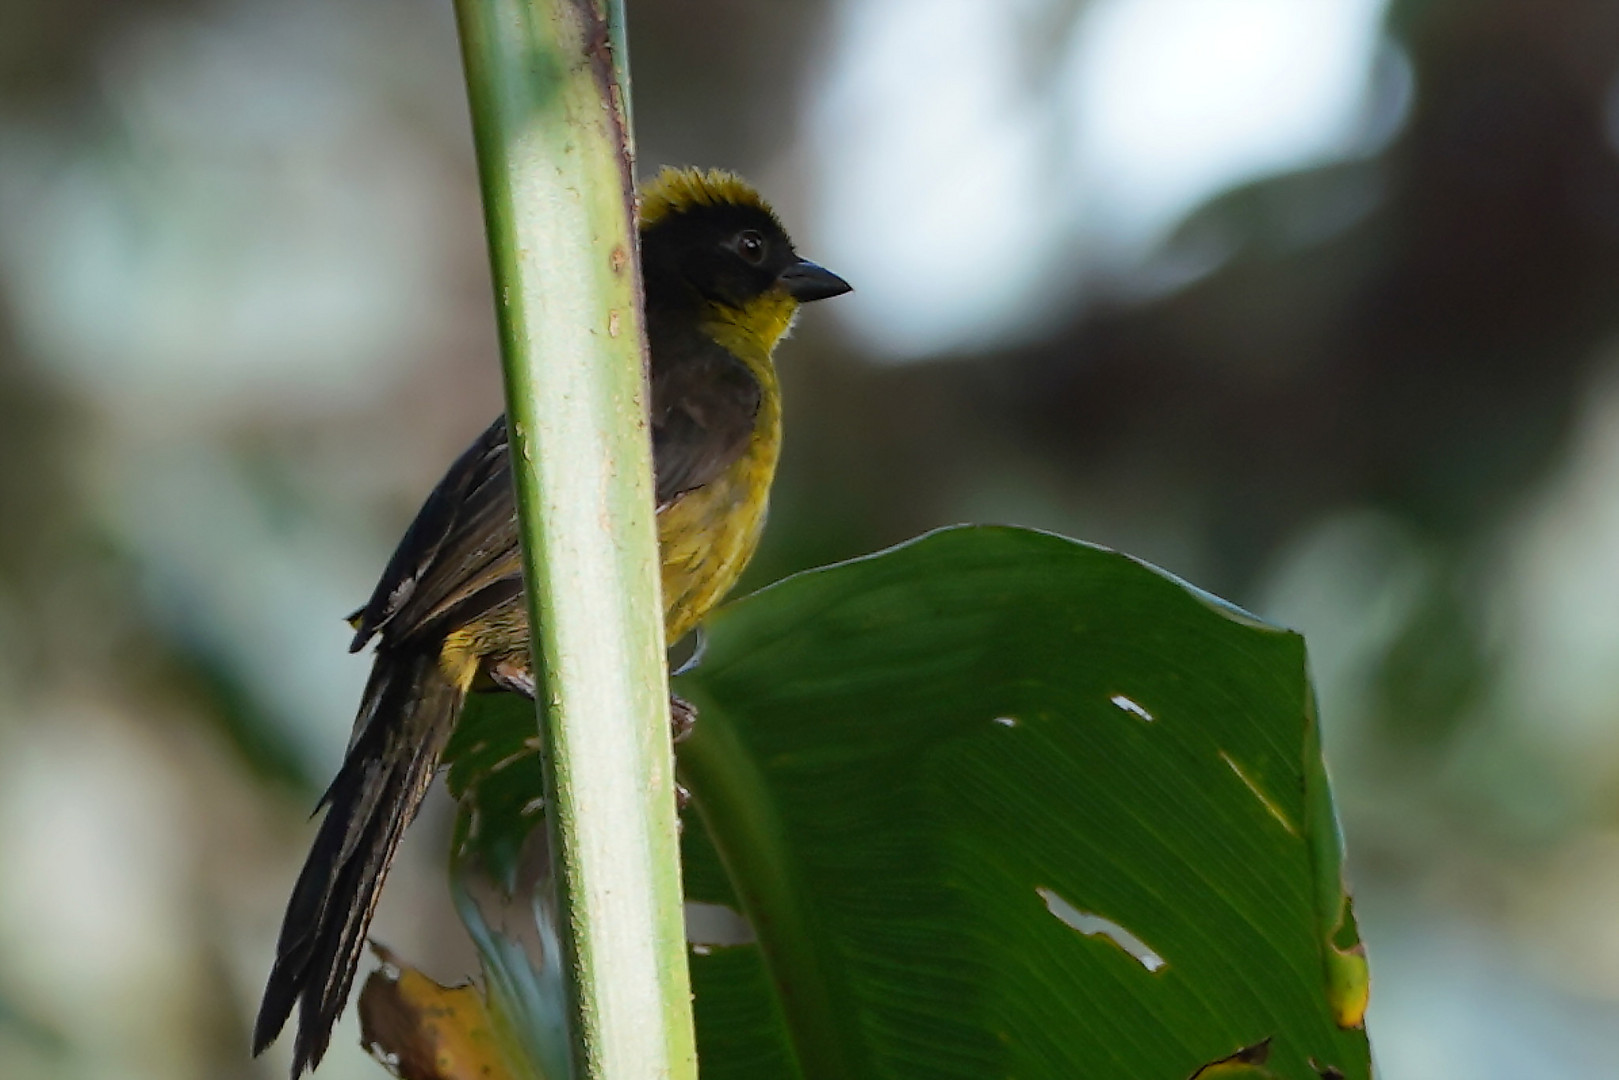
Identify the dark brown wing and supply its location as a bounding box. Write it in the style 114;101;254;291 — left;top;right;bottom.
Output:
348;416;520;652
349;335;759;650
650;334;763;507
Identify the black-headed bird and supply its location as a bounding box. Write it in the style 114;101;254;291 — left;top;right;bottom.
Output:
253;167;850;1075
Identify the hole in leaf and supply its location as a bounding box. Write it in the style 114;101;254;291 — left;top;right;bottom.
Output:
669;628;706;675
1036;887;1166;972
992;716;1018;728
685;901;755;949
1110;694;1154;722
1187;1036;1272;1078
1331;894;1363;953
489;745;534;774
1309;1060;1346;1080
1219;751;1298;836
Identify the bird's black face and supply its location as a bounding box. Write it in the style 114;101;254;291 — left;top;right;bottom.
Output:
641;203;851;312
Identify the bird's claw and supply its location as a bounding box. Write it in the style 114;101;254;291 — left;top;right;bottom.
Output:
670;693;697;743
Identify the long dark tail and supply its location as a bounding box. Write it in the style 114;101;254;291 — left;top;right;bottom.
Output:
254;646;465;1076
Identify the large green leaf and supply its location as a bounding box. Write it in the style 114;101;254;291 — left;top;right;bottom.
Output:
439;525;1370;1078
673;525;1370;1080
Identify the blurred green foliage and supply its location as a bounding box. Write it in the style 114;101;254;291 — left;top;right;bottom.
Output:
3;0;1619;1076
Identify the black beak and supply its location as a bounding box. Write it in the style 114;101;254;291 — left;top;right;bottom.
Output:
777;259;852;303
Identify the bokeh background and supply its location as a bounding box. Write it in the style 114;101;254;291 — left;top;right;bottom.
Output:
3;0;1618;1075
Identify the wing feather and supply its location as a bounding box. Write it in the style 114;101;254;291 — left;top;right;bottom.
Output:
348;418;518;651
348;337;760;654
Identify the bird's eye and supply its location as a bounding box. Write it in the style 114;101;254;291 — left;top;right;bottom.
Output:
734;229;766;265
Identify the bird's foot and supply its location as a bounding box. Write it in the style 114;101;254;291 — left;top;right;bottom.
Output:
669;694;697;815
670;693;697;743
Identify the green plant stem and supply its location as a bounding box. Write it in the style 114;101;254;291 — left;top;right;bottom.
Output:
452;2;696;1078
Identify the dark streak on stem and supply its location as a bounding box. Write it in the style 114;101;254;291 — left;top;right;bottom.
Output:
571;0;650;380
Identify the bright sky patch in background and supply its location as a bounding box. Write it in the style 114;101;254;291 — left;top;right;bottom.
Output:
811;0;1397;358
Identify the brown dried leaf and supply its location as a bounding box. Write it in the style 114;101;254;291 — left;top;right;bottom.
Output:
358;943;518;1080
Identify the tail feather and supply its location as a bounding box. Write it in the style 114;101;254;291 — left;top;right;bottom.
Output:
255;648;465;1076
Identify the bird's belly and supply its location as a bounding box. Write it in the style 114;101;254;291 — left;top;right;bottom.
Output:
657;441;777;643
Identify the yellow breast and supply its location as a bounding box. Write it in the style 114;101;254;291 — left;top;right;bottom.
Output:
656;292;795;642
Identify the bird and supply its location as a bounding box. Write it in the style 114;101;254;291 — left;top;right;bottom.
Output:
253;166;850;1076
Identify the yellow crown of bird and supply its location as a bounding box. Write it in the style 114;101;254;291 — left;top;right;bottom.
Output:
638;166;781;229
